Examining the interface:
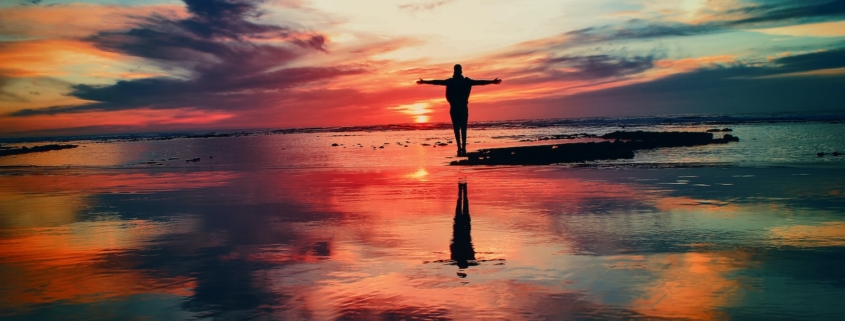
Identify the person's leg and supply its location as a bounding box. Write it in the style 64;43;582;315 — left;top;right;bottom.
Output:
460;107;469;154
460;123;467;154
450;108;462;156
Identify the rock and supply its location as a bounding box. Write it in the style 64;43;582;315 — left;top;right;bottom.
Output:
833;151;841;156
379;146;384;149
0;144;78;158
722;128;733;132
186;157;201;162
331;143;339;146
452;131;741;166
818;152;825;157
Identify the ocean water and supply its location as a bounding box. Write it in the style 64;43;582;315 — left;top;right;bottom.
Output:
1;115;844;320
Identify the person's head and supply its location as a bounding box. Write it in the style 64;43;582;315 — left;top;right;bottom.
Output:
453;64;463;77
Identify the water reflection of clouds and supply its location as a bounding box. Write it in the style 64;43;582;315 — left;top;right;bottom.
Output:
225;167;845;319
3;165;845;319
770;222;845;247
0;219;198;307
0;171;236;195
0;170;236;314
630;252;747;321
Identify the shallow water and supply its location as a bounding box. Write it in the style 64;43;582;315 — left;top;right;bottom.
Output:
1;120;845;320
2;121;844;169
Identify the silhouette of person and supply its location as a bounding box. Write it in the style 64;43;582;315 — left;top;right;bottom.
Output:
417;64;502;156
451;182;477;273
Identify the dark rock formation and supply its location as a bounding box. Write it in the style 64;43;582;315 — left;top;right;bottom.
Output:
451;131;739;166
453;141;635;165
0;144;78;158
706;128;733;132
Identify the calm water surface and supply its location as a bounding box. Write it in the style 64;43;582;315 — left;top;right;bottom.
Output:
1;121;845;320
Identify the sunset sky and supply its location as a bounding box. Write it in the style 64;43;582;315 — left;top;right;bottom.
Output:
1;0;845;137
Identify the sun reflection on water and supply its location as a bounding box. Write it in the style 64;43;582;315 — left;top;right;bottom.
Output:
406;168;429;180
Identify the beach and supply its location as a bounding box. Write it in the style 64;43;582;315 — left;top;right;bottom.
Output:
1;117;845;320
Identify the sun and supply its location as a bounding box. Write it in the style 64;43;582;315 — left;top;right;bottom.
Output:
389;102;432;123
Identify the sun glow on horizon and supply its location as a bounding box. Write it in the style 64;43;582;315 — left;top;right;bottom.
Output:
390;102;432;123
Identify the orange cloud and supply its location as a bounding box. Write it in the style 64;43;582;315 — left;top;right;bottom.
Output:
0;3;187;39
690;0;751;24
1;107;235;135
0;39;121;78
751;21;845;38
654;55;736;72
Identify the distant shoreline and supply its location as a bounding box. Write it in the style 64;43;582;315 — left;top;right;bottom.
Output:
2;112;843;145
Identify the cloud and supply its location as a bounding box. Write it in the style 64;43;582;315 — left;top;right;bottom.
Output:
532;54;660;81
1;107;236;136
471;47;845;119
751;20;845;37
9;0;359;118
398;0;455;12
0;39;120;78
527;0;845;50
565;22;722;44
773;47;845;72
728;0;845;26
4;0;844;135
0;3;187;39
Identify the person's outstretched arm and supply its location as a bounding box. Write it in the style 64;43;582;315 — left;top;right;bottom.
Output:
417;78;448;85
470;78;502;86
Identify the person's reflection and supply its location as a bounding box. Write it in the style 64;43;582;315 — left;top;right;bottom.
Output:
451;182;477;274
